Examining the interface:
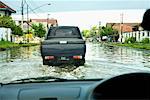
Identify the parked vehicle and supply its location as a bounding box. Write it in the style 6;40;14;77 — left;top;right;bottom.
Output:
41;26;86;66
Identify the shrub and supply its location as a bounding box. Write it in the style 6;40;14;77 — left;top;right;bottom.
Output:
141;38;150;43
124;37;136;43
1;38;5;41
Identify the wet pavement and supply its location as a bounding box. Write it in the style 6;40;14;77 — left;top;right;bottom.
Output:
0;43;150;83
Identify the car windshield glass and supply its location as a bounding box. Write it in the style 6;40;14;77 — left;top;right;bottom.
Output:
0;0;150;84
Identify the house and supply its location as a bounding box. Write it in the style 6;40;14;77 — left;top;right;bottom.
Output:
0;1;16;16
0;1;16;41
31;18;58;30
14;18;58;32
106;23;150;42
106;23;141;32
106;23;143;42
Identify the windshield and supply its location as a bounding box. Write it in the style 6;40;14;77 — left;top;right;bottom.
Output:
0;0;150;84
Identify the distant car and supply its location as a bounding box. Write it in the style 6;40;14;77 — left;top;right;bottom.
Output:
41;26;86;66
102;36;108;41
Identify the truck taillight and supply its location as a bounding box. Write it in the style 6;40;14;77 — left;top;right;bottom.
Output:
44;56;55;60
73;56;82;59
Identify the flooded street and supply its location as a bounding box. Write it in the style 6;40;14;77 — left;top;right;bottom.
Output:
0;43;150;83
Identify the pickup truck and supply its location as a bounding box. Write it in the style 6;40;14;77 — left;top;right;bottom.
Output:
41;26;86;66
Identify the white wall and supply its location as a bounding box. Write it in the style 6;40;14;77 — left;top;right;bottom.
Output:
0;11;5;16
0;28;12;41
121;31;150;42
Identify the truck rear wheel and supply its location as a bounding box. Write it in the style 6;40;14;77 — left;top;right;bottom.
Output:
43;60;48;65
74;58;85;67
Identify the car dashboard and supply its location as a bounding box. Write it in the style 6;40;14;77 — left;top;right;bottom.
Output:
0;72;150;100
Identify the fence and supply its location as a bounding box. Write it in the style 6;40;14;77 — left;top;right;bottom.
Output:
121;31;150;42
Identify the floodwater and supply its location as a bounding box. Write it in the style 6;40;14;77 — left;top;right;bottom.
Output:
0;43;150;83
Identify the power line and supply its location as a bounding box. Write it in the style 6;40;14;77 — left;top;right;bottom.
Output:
28;0;43;13
21;0;24;29
24;0;40;17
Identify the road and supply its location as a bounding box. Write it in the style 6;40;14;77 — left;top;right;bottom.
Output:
0;43;150;83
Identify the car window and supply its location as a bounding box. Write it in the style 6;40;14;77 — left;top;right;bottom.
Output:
49;27;80;37
0;0;150;84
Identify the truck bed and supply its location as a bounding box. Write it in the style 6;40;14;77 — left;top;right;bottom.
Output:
41;38;86;56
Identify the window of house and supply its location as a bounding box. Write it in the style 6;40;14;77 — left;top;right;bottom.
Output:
143;32;145;36
148;31;150;37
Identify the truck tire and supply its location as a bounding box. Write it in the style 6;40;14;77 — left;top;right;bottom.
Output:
43;60;48;65
74;58;85;67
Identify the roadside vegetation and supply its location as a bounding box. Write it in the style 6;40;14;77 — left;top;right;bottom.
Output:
82;25;150;50
0;16;23;36
0;16;46;50
31;23;46;38
0;41;39;51
82;25;119;42
109;43;150;50
104;37;150;50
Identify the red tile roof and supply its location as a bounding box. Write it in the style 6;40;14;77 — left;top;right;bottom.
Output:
113;24;133;32
0;1;16;13
31;18;58;25
106;23;140;32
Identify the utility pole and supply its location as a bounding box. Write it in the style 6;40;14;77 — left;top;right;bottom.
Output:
98;21;101;38
27;4;29;43
27;4;29;33
47;14;50;31
21;0;24;30
120;13;123;42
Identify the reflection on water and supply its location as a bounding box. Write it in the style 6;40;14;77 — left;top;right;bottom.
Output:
0;46;40;62
0;43;150;83
86;43;150;69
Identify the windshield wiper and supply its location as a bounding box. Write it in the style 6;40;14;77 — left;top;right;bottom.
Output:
5;76;67;84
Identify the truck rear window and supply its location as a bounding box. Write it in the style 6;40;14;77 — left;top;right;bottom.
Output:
48;27;81;38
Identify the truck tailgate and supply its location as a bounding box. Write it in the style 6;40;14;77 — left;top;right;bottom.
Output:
41;43;85;56
42;38;85;44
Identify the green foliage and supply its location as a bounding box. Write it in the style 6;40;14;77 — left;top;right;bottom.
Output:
32;23;46;38
0;41;39;50
125;37;136;43
101;27;118;36
0;16;23;36
141;38;150;43
0;16;14;28
11;25;23;36
101;27;113;36
82;30;90;38
89;26;98;37
1;38;5;41
111;43;150;50
81;25;119;42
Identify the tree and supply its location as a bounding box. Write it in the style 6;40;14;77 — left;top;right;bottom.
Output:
82;30;90;38
90;26;98;37
32;23;46;38
0;16;23;36
11;25;23;36
99;26;119;42
81;25;119;42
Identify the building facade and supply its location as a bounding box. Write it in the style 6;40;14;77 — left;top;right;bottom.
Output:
0;1;16;41
31;18;58;31
0;1;16;16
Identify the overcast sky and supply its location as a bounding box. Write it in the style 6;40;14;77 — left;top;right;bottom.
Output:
3;0;150;13
2;0;150;30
